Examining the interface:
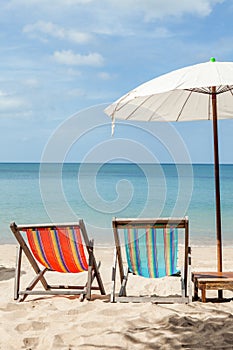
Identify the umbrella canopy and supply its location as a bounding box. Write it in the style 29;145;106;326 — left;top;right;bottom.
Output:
105;59;233;123
105;58;233;273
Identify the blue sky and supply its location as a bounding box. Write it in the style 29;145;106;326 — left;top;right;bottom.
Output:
1;0;233;163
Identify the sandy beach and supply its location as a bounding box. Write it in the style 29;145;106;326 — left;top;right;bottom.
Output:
1;244;233;349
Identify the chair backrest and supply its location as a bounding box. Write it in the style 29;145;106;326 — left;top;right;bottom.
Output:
124;226;178;278
113;217;189;281
17;223;89;273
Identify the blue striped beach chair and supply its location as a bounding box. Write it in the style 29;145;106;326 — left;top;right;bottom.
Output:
111;217;191;303
10;220;105;302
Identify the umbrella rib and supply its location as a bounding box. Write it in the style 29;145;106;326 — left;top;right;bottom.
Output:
218;85;233;94
113;91;134;114
176;90;193;121
147;94;171;121
185;87;211;94
124;95;154;120
229;87;233;96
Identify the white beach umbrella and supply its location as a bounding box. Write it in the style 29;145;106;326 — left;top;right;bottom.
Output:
105;58;233;273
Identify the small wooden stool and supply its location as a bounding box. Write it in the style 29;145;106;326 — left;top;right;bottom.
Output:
192;272;233;302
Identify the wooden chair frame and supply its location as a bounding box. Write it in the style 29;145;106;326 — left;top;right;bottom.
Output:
10;220;105;302
111;217;191;303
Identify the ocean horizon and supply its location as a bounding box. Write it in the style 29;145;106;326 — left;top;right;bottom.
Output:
1;162;233;247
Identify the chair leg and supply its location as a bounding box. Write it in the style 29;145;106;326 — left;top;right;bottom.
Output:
92;257;105;295
111;248;117;303
187;247;192;302
86;240;94;301
119;267;129;297
79;219;105;296
79;261;101;302
181;268;185;298
14;246;22;300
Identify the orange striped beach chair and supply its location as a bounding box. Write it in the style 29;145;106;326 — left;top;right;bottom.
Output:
10;220;105;302
111;217;191;303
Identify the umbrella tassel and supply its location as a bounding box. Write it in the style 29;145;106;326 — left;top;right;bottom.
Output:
111;115;115;136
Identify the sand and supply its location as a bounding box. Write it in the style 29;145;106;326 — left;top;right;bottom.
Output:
1;244;233;349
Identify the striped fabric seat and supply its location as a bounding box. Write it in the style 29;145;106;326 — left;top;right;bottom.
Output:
124;227;178;278
24;226;88;273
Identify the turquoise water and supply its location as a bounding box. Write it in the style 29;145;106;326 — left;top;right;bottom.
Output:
1;162;233;246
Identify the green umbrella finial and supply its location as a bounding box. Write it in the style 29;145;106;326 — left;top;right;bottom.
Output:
210;57;216;62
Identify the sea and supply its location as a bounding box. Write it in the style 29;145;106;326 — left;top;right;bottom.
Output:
1;162;233;247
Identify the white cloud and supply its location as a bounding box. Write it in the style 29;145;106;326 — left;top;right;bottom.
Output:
0;93;28;112
5;1;225;28
23;21;92;44
7;0;94;8
97;72;112;80
116;0;224;20
151;27;174;38
67;88;86;97
23;78;39;88
53;50;104;66
83;0;225;38
2;0;225;43
3;110;34;120
0;90;7;97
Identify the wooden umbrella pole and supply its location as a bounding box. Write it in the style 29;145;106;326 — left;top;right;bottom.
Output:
211;86;223;274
